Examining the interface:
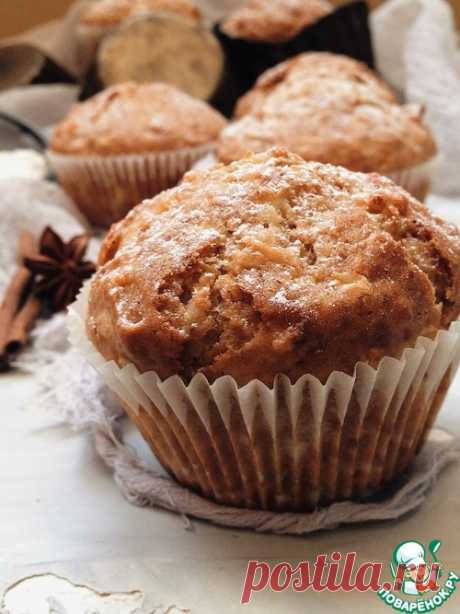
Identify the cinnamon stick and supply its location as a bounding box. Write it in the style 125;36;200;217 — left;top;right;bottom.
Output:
0;266;31;349
17;231;36;262
4;294;41;356
0;231;38;365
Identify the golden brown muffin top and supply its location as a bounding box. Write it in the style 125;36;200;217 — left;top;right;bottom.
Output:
80;0;201;27
86;148;460;386
218;53;437;173
50;82;227;156
221;0;332;42
235;52;397;117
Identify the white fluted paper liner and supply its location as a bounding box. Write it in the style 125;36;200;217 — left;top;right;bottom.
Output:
386;155;438;202
68;282;460;511
47;143;216;227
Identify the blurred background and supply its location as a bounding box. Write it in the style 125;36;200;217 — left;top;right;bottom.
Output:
0;0;458;197
2;0;460;38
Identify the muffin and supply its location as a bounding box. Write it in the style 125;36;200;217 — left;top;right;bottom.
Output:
218;53;437;200
48;82;227;227
69;148;460;511
96;13;224;100
80;0;201;29
78;0;202;65
221;0;332;43
212;1;373;116
234;52;396;118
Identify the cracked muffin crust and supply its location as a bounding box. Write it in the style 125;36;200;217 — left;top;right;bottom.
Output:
218;53;437;174
50;82;227;156
221;0;332;43
234;52;397;118
86;148;460;386
80;0;201;28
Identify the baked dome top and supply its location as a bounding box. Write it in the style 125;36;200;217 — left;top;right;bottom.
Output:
218;53;436;173
80;0;201;27
221;0;332;43
86;148;460;385
234;52;397;118
50;82;227;156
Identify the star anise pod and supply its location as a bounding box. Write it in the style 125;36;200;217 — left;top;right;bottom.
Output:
24;226;96;312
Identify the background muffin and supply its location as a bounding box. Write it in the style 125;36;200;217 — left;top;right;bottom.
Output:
212;1;373;116
51;81;225;156
80;0;201;29
218;53;437;200
234;51;396;117
73;148;460;511
221;0;332;43
78;0;202;68
48;81;226;226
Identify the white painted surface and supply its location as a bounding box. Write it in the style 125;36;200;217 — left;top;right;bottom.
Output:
2;574;144;614
1;194;460;612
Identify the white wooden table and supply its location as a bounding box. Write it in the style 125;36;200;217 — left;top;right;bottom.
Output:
1;195;460;612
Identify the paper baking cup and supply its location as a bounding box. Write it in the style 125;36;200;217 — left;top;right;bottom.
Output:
68;283;460;511
47;144;215;228
386;156;438;202
212;0;373;116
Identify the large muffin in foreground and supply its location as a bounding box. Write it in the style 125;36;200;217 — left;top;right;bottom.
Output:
48;81;226;227
218;53;437;200
79;148;460;510
87;148;458;384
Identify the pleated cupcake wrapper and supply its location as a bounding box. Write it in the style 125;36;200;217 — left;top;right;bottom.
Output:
68;283;460;511
386;155;438;202
47;143;215;228
211;1;373;116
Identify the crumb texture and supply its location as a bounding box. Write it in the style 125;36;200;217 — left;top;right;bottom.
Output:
80;0;201;27
50;82;227;155
86;149;460;385
218;53;437;173
221;0;332;42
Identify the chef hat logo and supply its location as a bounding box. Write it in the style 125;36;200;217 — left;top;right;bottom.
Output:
390;539;444;597
394;541;427;569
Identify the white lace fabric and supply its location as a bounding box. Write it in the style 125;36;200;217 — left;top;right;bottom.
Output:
372;0;460;195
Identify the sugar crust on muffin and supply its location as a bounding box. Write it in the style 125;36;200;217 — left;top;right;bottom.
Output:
234;52;397;118
80;0;201;27
86;148;460;385
218;53;437;173
50;82;227;156
221;0;332;43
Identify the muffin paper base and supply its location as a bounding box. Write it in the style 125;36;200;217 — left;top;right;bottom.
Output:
68;284;460;511
387;156;438;202
91;416;460;533
212;1;373;116
47;144;215;228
